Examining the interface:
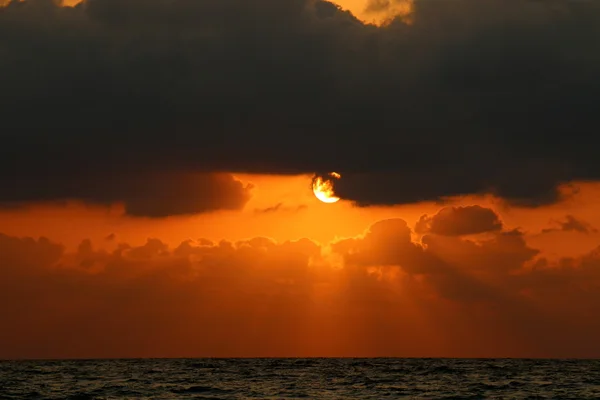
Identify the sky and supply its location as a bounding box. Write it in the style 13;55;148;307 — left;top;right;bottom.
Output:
2;0;600;359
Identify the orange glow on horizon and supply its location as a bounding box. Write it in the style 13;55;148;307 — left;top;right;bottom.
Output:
2;175;600;357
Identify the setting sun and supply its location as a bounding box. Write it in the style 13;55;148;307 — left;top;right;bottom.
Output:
312;172;341;203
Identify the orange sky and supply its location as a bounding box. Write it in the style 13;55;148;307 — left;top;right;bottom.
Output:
3;174;600;256
3;174;600;358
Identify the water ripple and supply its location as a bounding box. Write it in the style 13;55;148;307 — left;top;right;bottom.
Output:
1;358;600;399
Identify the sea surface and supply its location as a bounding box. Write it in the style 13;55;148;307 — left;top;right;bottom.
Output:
1;358;600;399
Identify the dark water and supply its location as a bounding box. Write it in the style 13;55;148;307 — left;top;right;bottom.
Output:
1;358;600;399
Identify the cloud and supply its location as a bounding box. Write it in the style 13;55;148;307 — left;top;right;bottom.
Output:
331;219;431;272
256;203;284;213
254;203;307;214
365;0;392;13
0;232;324;358
0;172;252;217
332;218;600;356
363;0;414;24
4;206;600;357
541;214;598;234
1;0;600;207
415;206;503;236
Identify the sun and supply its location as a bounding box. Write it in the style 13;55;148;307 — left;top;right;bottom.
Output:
312;172;341;203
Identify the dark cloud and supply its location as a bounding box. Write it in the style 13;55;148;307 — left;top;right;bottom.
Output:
256;203;284;214
2;0;600;207
253;203;307;214
541;214;598;234
0;171;252;217
415;206;503;236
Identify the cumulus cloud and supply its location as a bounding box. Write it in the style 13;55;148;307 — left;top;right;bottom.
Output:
331;219;431;272
1;0;600;207
3;206;600;357
0;232;323;358
331;218;600;356
415;206;503;236
541;215;598;234
0;208;600;358
2;230;391;357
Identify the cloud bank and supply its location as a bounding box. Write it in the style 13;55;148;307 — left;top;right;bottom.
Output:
1;0;600;211
2;206;600;358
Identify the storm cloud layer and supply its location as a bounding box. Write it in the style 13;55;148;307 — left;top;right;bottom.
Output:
2;0;600;211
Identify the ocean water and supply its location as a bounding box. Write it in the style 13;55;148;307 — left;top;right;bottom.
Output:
1;358;600;399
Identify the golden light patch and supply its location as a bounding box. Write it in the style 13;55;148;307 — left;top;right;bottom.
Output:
334;0;414;26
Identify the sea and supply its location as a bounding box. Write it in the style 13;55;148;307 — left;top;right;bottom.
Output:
1;358;599;399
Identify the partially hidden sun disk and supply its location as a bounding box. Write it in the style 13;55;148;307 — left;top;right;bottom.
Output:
312;172;341;203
